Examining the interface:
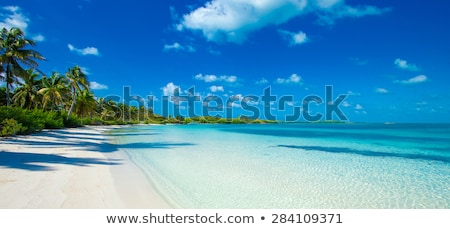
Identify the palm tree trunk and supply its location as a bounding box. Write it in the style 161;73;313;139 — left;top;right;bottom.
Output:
5;86;10;107
6;65;12;107
67;88;76;120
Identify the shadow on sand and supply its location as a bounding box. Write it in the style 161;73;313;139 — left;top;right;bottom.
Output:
0;128;196;171
0;151;121;171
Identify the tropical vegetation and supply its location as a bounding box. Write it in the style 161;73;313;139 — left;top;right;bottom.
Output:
0;27;274;137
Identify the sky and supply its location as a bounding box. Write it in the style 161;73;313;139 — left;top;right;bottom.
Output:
1;0;449;123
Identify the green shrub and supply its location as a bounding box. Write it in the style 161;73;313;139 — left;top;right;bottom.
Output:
61;112;82;128
82;117;104;125
42;111;64;129
127;120;140;125
184;118;193;124
1;118;27;137
231;118;246;124
217;118;231;124
0;106;45;134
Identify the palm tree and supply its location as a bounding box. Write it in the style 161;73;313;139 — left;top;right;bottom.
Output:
0;27;45;106
38;72;68;111
98;98;121;121
75;89;97;122
66;66;88;119
12;69;41;109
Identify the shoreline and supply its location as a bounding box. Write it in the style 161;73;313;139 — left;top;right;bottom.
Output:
0;126;171;208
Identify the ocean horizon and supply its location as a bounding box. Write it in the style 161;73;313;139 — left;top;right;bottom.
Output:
111;123;450;208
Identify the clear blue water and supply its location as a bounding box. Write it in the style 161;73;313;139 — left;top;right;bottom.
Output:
111;123;450;208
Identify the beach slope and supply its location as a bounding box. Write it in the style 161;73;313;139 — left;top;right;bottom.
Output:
0;126;170;208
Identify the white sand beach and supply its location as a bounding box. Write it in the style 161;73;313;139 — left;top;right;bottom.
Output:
0;126;170;209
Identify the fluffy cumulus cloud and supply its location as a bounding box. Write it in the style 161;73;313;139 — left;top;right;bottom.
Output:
194;74;237;83
90;81;108;90
0;6;28;31
394;58;419;71
375;88;389;94
161;82;181;96
278;29;308;46
355;104;363;110
275;73;302;84
395;75;428;85
176;0;389;43
68;44;100;56
209;85;224;92
1;6;46;41
163;42;196;52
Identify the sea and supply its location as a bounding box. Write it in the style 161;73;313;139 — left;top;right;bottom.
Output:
110;123;450;208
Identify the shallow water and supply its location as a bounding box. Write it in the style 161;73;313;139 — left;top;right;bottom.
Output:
112;123;450;208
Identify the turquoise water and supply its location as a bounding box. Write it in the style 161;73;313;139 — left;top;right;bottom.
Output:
111;123;450;208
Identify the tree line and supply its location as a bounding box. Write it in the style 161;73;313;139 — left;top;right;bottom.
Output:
0;27;163;136
0;27;275;136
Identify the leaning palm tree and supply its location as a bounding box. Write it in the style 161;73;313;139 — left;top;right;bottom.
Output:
0;27;45;106
12;69;41;109
38;72;69;111
65;66;88;119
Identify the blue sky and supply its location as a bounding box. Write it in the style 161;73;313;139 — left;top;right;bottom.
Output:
1;0;449;122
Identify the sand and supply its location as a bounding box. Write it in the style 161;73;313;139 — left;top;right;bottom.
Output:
0;126;171;209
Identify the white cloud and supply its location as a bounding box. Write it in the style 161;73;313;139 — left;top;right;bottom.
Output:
355;104;363;110
90;81;108;90
163;42;196;52
79;66;91;75
375;88;389;94
224;75;237;83
347;91;360;96
32;34;45;42
0;6;29;32
316;0;342;9
68;44;100;56
279;29;308;46
178;0;325;43
395;75;428;85
275;74;302;84
209;85;224;92
256;78;269;85
1;6;46;43
342;101;351;107
161;82;180;96
317;5;392;25
195;74;217;82
2;6;20;12
194;74;237;83
163;42;182;50
178;0;389;43
394;58;419;71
